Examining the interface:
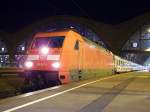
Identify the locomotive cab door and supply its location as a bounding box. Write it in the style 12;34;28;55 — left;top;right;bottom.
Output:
74;40;83;80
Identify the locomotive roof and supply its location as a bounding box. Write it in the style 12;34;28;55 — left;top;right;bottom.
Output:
34;29;79;36
34;29;112;54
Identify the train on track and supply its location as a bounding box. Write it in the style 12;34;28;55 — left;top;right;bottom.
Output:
23;30;143;88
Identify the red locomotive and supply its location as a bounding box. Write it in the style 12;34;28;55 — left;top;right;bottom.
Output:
24;30;114;88
23;29;143;89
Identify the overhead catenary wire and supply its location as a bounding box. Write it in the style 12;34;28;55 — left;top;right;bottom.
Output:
70;0;92;19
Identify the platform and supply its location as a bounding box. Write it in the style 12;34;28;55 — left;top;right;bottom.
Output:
0;68;24;75
0;72;150;112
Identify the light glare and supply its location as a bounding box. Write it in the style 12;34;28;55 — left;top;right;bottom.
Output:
41;46;49;55
145;48;150;51
1;47;4;52
90;45;95;48
52;62;60;68
25;61;33;68
148;28;150;33
21;46;25;51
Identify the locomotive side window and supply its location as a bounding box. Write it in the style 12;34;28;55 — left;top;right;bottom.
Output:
32;36;65;49
74;40;79;50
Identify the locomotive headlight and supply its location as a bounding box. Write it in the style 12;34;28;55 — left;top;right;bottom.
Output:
25;61;33;68
40;46;49;55
52;62;60;68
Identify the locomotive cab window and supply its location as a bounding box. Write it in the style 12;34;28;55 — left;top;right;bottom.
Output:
32;36;65;49
74;40;79;50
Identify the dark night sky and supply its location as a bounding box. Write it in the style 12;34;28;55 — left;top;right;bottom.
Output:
0;0;150;32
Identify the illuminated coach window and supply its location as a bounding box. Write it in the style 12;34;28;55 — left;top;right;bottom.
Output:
74;40;79;50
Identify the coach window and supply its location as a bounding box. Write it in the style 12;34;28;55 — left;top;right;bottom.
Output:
74;40;79;50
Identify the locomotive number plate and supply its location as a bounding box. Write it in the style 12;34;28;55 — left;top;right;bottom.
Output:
36;62;47;66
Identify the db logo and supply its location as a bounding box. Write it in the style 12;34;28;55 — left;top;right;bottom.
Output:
37;63;46;66
39;55;47;60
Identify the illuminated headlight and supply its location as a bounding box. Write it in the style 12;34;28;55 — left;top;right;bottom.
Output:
40;46;49;55
52;62;60;68
25;61;33;68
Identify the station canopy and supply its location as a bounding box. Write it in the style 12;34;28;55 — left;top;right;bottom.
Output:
1;13;150;67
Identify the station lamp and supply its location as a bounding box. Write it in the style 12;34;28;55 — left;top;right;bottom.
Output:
145;48;150;51
1;47;5;52
147;28;150;33
21;46;25;51
70;26;74;29
132;42;138;48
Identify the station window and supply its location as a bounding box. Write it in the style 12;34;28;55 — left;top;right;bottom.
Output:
74;40;79;50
